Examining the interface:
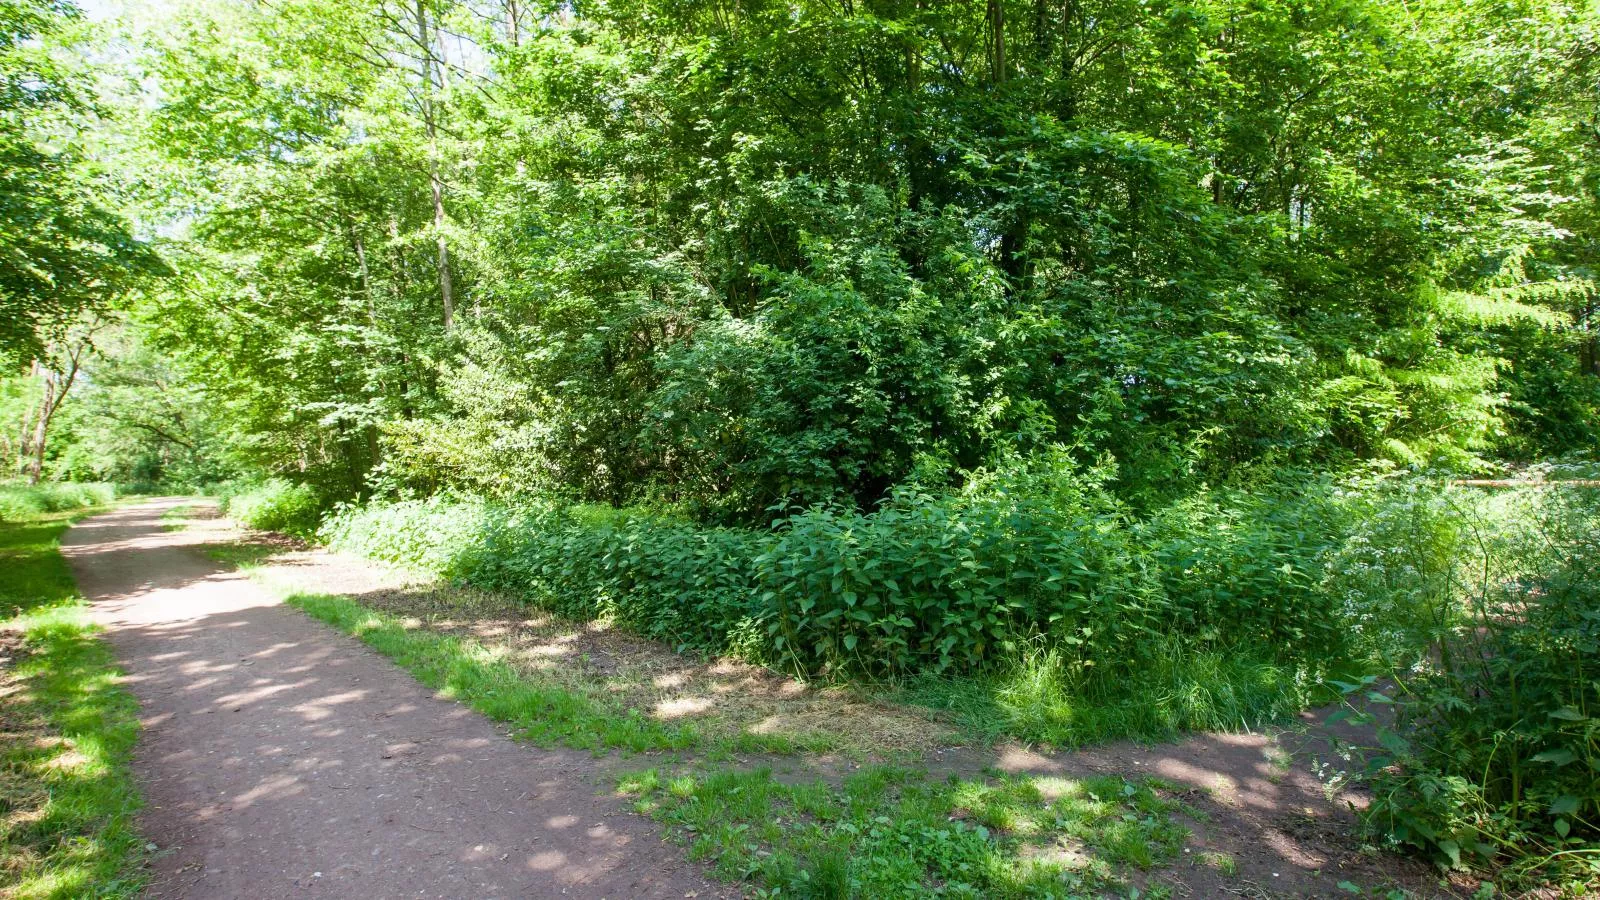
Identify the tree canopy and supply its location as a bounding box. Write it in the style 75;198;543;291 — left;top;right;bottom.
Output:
7;0;1599;508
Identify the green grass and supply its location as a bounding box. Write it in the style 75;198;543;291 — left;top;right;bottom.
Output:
899;645;1328;748
199;542;281;568
617;764;1194;898
285;592;700;753
157;504;193;532
0;506;146;899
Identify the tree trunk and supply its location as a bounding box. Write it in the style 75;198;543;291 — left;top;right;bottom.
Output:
28;373;53;483
414;0;455;329
351;225;375;321
15;360;40;477
25;341;84;484
988;0;1007;84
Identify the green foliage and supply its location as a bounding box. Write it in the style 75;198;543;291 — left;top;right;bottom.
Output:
40;330;234;490
221;478;321;537
325;463;1457;696
1327;479;1600;885
0;508;145;898
85;0;1596;516
0;0;160;365
907;643;1317;748
0;480;114;522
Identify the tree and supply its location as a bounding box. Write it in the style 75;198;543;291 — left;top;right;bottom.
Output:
0;0;157;366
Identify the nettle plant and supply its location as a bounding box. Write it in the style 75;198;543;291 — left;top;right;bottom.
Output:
1332;486;1600;885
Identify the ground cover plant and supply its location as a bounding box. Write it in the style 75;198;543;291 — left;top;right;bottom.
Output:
617;766;1193;899
319;464;1451;741
218;479;321;538
0;483;115;524
1332;479;1600;888
0;488;144;898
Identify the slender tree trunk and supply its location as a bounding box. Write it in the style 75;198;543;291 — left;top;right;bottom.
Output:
988;0;1030;291
16;359;41;477
350;225;377;324
28;374;54;484
988;0;1006;84
414;0;455;329
1584;299;1600;376
25;341;85;484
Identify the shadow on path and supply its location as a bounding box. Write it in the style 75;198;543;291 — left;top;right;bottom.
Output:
63;499;720;900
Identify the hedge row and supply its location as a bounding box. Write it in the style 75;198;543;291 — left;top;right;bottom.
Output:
323;467;1455;678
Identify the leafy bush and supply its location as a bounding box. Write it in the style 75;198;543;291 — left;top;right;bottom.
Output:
0;481;116;522
222;479;322;537
1346;485;1600;884
319;494;493;575
325;460;1457;687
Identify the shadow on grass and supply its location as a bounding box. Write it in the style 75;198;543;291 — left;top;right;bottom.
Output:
1;508;146;899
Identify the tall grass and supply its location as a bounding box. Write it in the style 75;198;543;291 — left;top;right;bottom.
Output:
903;641;1321;747
0;482;116;523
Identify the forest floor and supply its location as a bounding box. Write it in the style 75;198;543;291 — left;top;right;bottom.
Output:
71;498;1477;899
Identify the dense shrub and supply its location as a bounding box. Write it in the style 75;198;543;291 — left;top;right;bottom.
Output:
328;465;1599;879
1348;484;1600;883
324;461;1457;681
0;481;116;522
222;479;322;537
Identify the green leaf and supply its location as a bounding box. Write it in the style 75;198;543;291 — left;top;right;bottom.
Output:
1549;795;1580;816
1377;728;1410;756
1531;749;1577;767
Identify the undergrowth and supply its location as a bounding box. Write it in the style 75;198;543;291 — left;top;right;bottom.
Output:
0;482;115;524
321;462;1457;745
1335;481;1600;889
220;479;320;537
900;644;1323;748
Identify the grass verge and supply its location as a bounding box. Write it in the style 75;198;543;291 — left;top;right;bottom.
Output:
618;764;1194;898
899;645;1325;748
0;509;145;899
286;591;700;753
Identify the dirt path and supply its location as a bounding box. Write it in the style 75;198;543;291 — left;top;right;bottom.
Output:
62;498;721;899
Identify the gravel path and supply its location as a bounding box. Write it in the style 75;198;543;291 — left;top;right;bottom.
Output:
62;498;718;900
